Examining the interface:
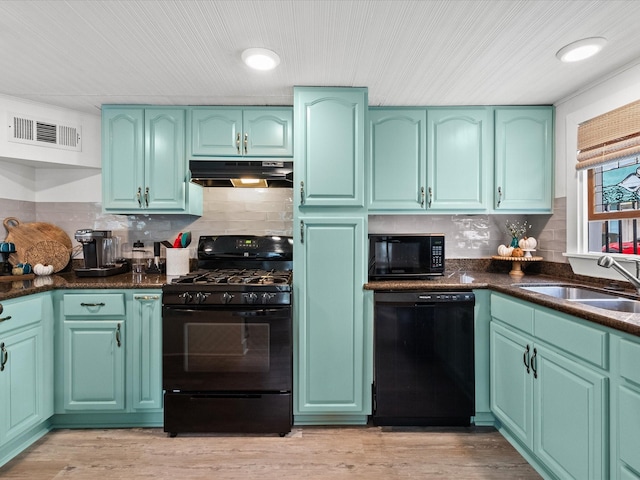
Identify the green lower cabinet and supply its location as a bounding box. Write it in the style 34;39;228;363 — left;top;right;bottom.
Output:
54;290;163;426
62;320;125;410
491;319;608;480
616;336;640;479
130;293;163;410
0;294;52;467
294;216;369;423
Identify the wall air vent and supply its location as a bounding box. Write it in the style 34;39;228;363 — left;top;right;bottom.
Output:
8;113;82;151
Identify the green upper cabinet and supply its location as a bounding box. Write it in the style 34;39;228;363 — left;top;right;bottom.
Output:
102;106;202;215
368;109;426;210
188;107;293;157
295;87;367;207
427;108;491;211
494;107;554;212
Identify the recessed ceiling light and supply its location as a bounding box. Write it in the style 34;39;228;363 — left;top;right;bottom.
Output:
556;37;607;63
241;48;280;71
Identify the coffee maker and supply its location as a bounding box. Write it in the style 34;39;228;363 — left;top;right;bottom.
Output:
74;229;129;277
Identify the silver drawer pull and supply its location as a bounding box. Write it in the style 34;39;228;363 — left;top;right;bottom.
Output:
116;323;122;348
0;315;12;323
80;302;106;307
1;343;7;371
134;295;160;301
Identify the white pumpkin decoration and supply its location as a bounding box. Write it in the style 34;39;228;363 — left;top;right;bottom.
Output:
497;245;514;257
33;263;54;276
518;237;537;250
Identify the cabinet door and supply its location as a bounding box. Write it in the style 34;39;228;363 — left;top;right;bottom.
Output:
490;322;533;448
295;87;366;207
190;108;243;156
0;325;43;444
494;107;553;212
145;108;186;210
130;293;162;410
427;108;490;211
295;216;367;413
618;338;640;478
102;108;145;210
368;109;426;210
534;347;607;480
62;320;125;411
243;108;293;156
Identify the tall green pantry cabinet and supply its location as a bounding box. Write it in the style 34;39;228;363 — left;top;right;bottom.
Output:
293;87;371;424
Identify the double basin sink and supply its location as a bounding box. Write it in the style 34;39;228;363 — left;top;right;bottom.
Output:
518;284;640;313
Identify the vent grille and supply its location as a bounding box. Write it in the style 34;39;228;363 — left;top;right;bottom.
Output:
8;114;82;151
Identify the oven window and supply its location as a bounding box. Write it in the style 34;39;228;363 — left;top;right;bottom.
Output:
184;322;270;373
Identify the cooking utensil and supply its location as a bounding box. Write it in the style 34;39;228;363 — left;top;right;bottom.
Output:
161;240;173;249
173;233;183;248
3;217;72;266
181;231;191;248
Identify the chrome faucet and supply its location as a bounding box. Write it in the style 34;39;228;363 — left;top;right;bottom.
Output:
597;255;640;295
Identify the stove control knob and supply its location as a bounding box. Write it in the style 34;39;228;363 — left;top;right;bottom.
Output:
244;292;258;304
222;292;234;304
178;292;193;304
195;292;211;304
261;293;276;304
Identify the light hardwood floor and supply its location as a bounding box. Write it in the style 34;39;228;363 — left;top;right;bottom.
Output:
0;426;542;479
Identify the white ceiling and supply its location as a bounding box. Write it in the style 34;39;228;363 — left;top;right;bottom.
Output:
1;0;640;115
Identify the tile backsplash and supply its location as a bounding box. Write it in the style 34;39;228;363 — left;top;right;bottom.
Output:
0;190;567;262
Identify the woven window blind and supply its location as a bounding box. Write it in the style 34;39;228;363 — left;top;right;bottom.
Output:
576;99;640;170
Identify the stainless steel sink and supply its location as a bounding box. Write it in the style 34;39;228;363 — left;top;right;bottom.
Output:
518;285;619;300
573;298;640;313
517;283;640;313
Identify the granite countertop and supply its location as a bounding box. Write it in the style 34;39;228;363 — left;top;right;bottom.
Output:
365;270;640;337
0;270;167;301
2;266;640;338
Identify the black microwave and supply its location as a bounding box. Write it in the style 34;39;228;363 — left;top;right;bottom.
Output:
368;234;445;279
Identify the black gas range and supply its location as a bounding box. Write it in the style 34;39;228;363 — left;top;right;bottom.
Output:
162;235;293;437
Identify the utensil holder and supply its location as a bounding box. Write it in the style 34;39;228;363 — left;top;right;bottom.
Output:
166;249;190;276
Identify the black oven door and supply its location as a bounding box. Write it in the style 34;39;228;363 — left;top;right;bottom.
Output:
162;305;292;392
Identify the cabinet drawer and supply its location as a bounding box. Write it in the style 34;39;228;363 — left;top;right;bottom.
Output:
620;338;640;385
0;296;43;333
535;309;608;369
63;294;125;317
491;294;534;334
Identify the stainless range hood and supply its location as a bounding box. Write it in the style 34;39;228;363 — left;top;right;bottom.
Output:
189;160;293;188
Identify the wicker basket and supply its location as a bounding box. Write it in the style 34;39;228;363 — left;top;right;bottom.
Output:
23;240;71;273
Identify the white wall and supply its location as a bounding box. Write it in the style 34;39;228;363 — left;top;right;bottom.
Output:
0;94;102;202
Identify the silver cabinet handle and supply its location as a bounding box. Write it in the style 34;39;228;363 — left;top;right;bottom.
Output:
300;181;305;205
0;315;11;323
428;187;433;208
300;220;305;244
144;187;149;207
420;187;425;207
244;133;248;154
523;344;530;374
497;186;502;207
0;343;7;371
80;302;106;307
134;295;160;301
137;187;142;207
116;323;122;348
236;133;241;154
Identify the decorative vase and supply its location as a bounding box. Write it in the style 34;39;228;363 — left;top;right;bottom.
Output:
510;237;519;248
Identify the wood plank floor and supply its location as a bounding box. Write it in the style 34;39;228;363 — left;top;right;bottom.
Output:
0;426;542;479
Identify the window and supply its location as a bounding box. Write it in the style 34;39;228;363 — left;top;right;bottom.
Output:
577;99;640;256
588;155;640;254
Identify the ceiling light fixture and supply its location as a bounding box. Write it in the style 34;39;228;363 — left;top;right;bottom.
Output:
556;37;607;63
241;48;280;71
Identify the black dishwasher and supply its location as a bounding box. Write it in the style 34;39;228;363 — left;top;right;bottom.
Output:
373;291;475;426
